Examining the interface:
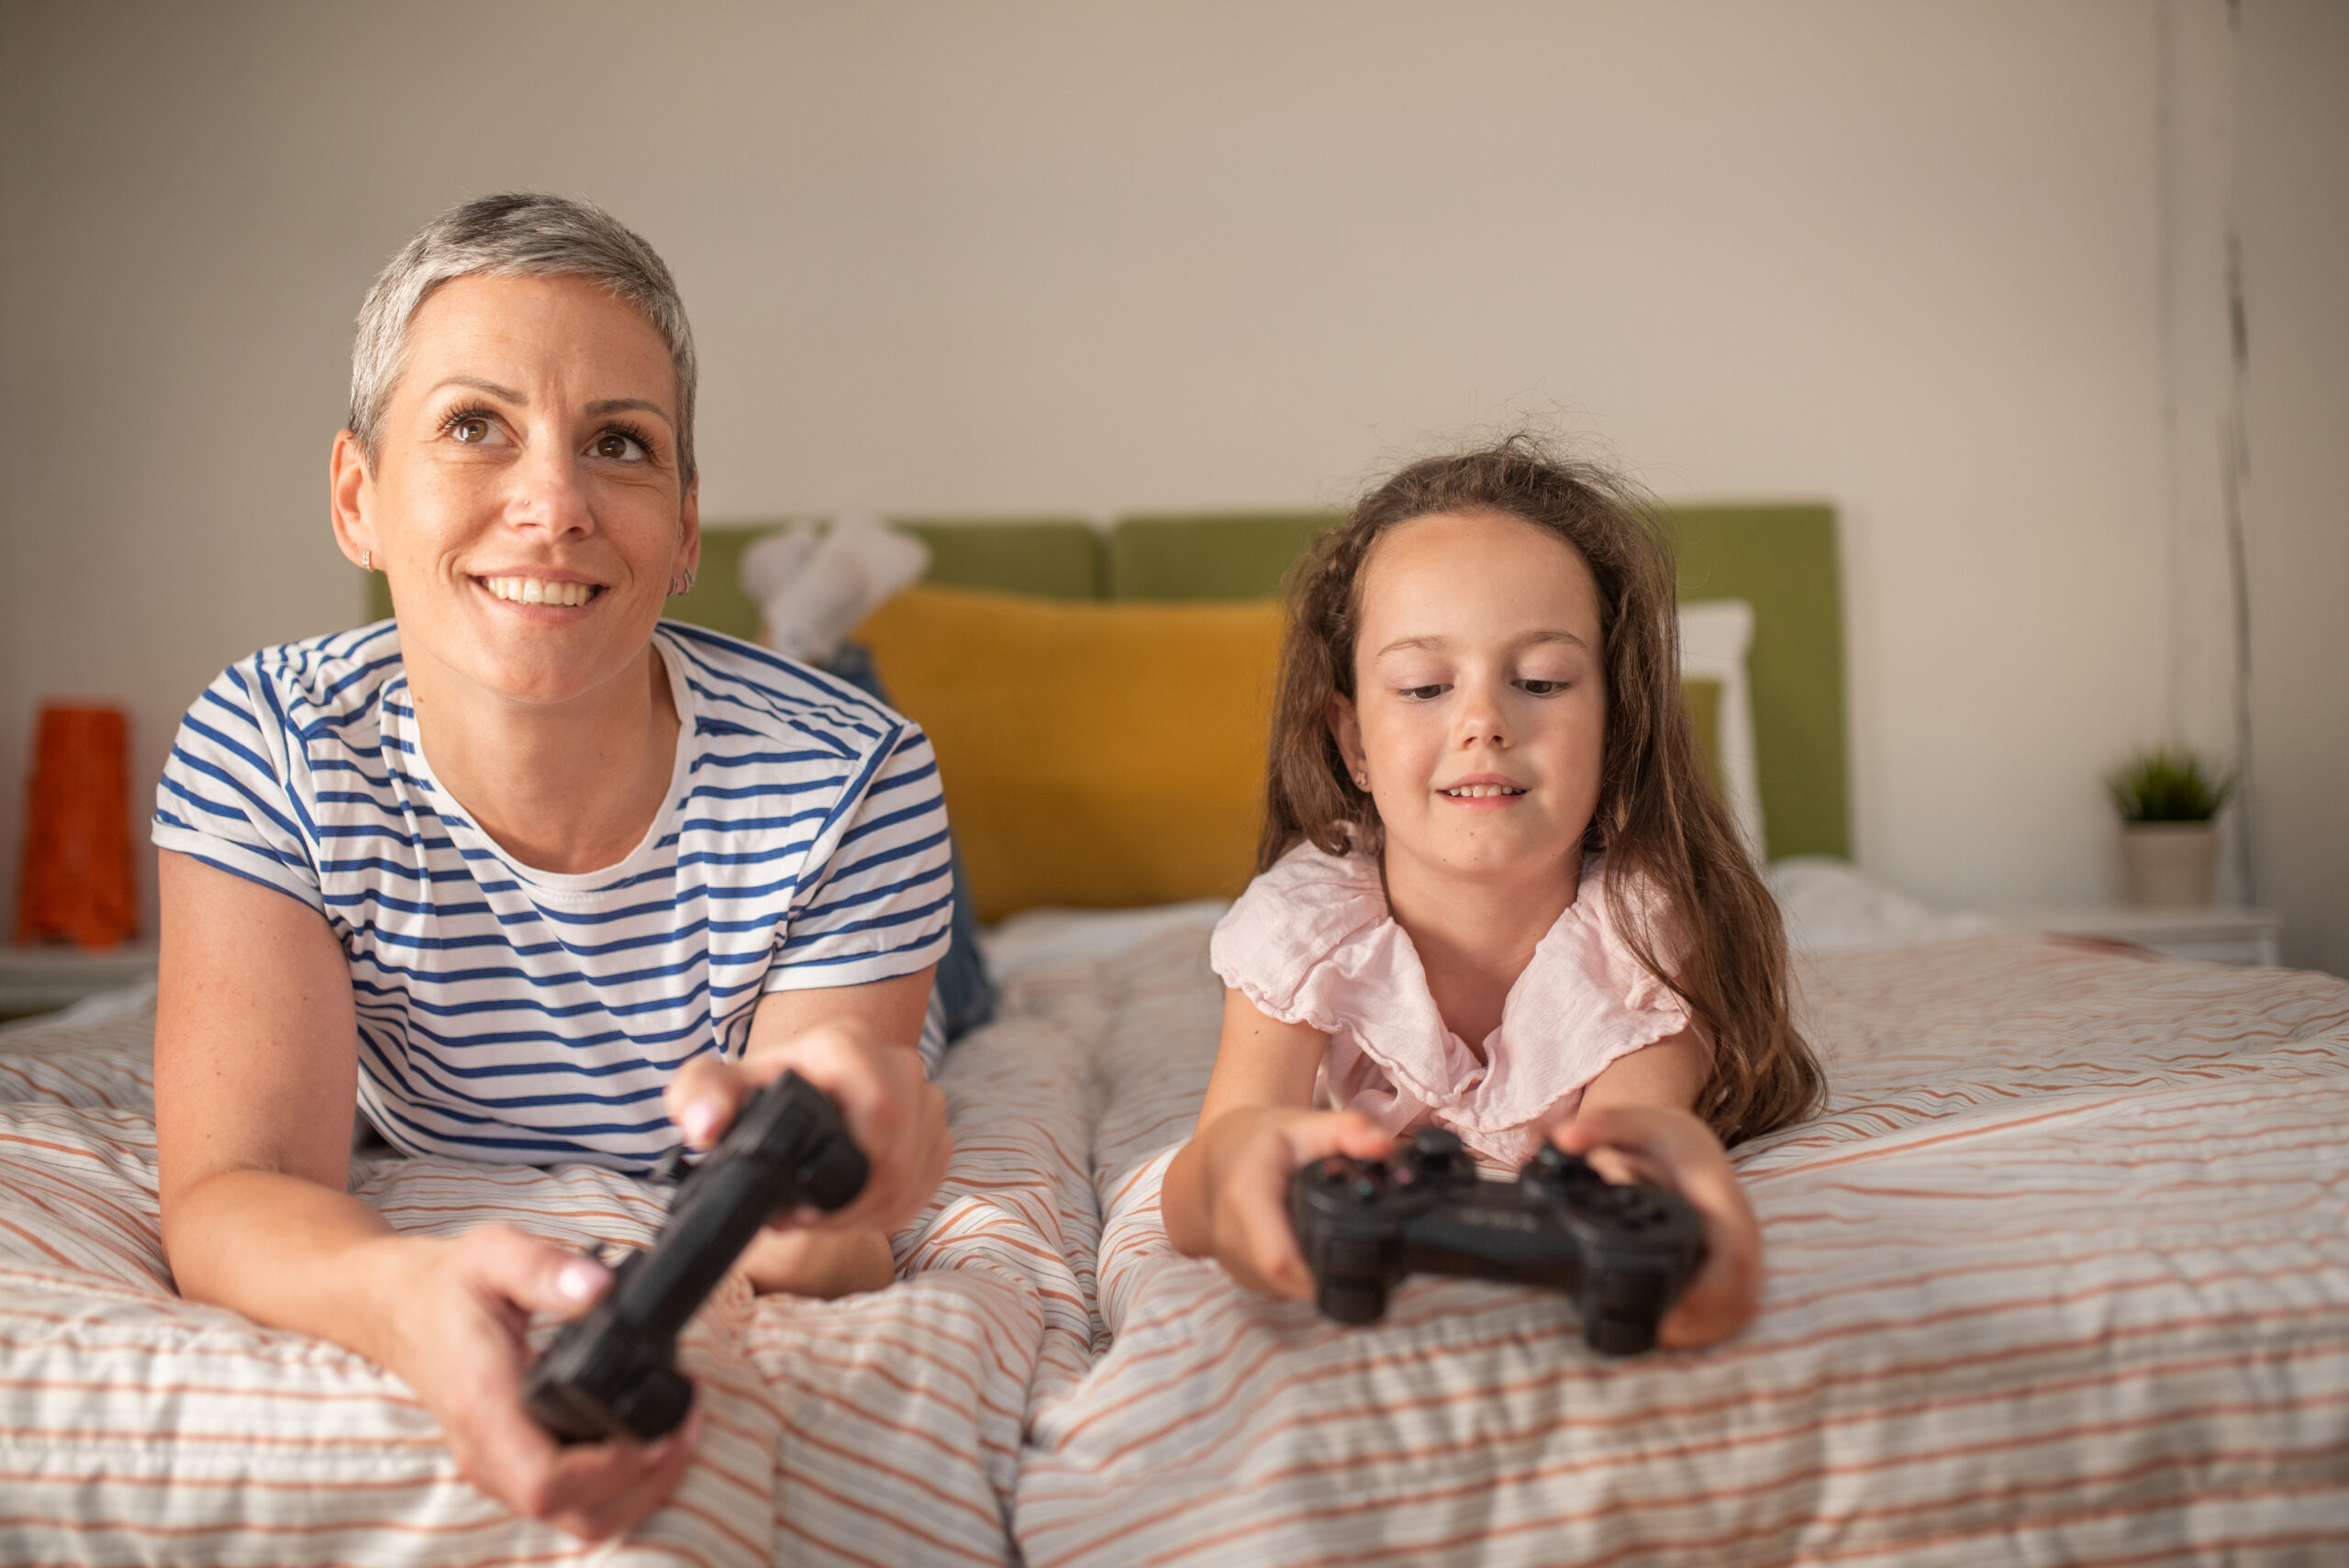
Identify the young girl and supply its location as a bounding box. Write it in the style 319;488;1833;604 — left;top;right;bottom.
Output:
1162;438;1823;1349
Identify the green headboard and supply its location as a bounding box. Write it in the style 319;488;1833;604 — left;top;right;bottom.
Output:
1108;513;1342;600
1669;506;1847;861
359;505;1849;860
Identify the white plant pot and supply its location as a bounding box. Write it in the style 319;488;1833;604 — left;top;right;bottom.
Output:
2121;822;2220;907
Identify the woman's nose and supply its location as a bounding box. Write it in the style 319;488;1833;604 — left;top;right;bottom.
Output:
505;439;593;537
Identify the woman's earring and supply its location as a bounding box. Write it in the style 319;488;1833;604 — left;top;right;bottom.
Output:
362;550;372;572
670;568;696;596
1354;773;1369;789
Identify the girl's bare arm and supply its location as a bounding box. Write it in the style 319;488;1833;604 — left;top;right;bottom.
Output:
1574;1024;1709;1114
1161;990;1392;1293
1560;1023;1763;1347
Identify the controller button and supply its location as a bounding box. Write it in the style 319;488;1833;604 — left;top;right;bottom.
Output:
1352;1176;1380;1204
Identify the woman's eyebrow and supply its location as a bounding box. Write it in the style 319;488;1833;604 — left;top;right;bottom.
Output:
585;396;674;428
429;374;525;403
423;377;674;430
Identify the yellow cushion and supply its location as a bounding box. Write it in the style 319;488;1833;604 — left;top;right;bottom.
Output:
856;586;1285;921
859;585;1739;920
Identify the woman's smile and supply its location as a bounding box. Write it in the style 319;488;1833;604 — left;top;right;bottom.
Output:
475;573;607;612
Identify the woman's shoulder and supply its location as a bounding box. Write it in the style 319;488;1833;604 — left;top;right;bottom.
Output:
192;622;406;742
653;623;910;747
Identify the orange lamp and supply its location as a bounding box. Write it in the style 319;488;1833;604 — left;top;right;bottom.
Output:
14;704;139;950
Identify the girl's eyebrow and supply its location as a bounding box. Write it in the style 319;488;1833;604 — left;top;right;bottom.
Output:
1375;628;1588;657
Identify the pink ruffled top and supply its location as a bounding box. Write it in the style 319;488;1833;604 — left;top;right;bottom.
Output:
1208;842;1690;1168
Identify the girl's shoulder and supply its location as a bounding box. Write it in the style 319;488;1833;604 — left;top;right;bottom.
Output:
1218;839;1385;940
1528;852;1688;1020
1208;844;1687;1031
1208;840;1388;1015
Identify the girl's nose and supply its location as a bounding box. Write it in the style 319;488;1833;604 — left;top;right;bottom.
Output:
1453;680;1513;749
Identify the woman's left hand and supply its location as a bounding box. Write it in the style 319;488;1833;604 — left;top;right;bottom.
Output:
1552;1104;1762;1349
663;1022;950;1240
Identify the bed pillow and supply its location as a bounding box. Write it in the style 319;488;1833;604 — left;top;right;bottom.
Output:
859;588;1765;918
1682;674;1725;800
1677;598;1765;860
854;586;1284;921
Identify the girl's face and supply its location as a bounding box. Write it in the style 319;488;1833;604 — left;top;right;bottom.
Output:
1330;508;1608;888
332;272;698;710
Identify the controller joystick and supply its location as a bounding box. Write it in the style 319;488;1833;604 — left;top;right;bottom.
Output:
1287;1126;1706;1354
524;1070;867;1442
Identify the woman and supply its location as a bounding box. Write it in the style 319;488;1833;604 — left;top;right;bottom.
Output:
150;195;954;1541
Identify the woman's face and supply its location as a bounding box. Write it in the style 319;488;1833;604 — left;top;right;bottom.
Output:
1330;508;1608;888
333;272;698;709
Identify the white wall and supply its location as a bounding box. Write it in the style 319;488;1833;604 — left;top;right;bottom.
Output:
2237;0;2349;975
0;1;2341;968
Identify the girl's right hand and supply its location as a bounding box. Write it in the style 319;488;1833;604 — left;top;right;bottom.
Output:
1188;1106;1395;1298
375;1225;701;1541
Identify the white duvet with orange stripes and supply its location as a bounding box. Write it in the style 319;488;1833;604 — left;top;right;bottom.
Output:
3;930;2344;1565
1019;929;2349;1567
0;966;1104;1568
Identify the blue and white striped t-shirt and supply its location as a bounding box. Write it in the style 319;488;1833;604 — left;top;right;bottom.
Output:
153;620;954;1172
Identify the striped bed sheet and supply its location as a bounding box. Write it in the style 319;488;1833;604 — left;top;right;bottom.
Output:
6;927;2345;1565
1015;929;2349;1567
0;952;1108;1568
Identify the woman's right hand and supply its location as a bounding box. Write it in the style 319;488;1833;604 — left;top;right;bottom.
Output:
1186;1106;1395;1298
374;1225;701;1541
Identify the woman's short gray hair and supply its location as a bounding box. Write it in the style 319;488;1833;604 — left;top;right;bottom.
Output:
347;193;698;484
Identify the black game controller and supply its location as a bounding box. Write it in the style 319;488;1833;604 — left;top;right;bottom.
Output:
1288;1127;1707;1354
524;1070;868;1442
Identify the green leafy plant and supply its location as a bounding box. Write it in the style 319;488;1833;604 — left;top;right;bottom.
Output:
2105;745;2235;823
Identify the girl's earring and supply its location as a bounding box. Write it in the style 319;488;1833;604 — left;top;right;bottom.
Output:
1354;773;1369;789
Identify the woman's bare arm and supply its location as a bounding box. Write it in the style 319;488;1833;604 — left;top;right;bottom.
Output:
153;849;402;1345
154;850;694;1539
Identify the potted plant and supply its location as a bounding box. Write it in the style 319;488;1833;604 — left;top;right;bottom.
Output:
2105;746;2234;907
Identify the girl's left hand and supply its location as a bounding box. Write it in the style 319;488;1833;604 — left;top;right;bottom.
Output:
1552;1105;1762;1349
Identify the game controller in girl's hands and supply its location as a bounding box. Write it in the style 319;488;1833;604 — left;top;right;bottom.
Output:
1287;1126;1707;1353
524;1071;869;1442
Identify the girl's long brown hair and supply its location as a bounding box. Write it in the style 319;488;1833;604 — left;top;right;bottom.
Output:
1260;436;1823;1145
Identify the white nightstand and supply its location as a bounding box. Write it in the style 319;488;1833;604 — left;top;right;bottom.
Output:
0;943;160;1022
1994;907;2282;967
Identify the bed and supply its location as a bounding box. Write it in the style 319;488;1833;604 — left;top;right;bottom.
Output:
4;509;2340;1565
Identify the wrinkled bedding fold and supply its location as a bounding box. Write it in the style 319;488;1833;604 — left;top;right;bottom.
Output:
2;929;2343;1565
